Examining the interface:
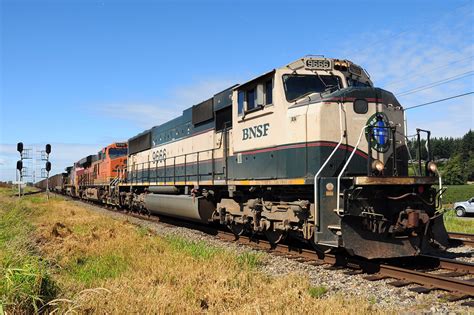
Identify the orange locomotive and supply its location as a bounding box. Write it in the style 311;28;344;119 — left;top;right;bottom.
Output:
79;142;128;202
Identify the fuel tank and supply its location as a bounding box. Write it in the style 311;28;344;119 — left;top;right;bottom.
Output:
144;194;215;223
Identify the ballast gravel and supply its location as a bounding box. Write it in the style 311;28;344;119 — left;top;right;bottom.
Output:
73;199;473;313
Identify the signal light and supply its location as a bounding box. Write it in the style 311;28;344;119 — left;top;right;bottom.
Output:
46;161;51;172
45;144;51;154
371;159;385;173
16;160;23;171
427;161;438;174
17;142;23;153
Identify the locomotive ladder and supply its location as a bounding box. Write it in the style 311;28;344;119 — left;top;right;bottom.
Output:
314;102;345;232
335;125;368;214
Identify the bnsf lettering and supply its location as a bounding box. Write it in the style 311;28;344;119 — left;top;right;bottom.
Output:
242;123;270;140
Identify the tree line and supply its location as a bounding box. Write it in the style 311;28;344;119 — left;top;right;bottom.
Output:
407;130;473;184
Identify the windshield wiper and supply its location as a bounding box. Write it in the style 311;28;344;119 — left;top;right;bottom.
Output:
291;91;323;104
322;85;338;94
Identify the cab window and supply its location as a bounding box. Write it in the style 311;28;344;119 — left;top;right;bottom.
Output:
283;74;341;102
238;91;245;116
247;88;256;110
109;148;128;159
347;77;371;87
265;79;273;105
237;77;273;115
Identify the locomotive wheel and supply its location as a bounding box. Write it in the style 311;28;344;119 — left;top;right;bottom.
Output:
264;230;286;245
227;224;245;237
309;239;327;259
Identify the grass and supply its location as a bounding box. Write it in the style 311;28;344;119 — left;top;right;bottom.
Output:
0;190;57;313
441;185;474;233
165;235;224;260
308;286;328;298
442;185;474;205
66;254;129;284
443;211;474;234
0;188;386;313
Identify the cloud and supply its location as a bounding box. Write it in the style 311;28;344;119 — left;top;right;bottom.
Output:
1;79;239;182
0;143;105;182
96;79;237;128
335;3;473;137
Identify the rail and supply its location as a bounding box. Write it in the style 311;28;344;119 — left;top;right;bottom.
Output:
55;191;474;301
125;138;227;187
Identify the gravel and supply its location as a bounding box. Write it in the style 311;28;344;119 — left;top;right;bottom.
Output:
72;199;473;313
445;245;474;264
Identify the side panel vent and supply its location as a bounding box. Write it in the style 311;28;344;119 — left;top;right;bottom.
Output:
192;98;214;125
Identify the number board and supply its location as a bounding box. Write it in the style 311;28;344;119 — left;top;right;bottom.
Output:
304;58;332;70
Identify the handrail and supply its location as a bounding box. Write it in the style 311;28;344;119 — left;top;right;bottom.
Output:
125;148;224;184
336;125;368;214
313;102;344;231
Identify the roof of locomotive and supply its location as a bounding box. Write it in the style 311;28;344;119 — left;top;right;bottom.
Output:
127;85;236;153
127;55;372;155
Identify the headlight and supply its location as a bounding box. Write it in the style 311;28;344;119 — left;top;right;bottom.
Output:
371;159;385;173
427;161;438;174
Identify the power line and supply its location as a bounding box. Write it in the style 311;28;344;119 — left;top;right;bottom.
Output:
404;92;473;110
351;1;471;57
383;55;474;88
396;70;474;97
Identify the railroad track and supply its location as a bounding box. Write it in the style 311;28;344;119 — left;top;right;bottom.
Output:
218;231;474;303
449;232;474;247
57;193;474;304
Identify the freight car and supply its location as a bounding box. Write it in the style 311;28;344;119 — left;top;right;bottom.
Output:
49;56;449;259
36;173;67;193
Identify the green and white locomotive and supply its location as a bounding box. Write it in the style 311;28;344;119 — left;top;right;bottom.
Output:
122;56;448;259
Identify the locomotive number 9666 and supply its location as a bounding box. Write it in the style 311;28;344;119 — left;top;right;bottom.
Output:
152;149;167;163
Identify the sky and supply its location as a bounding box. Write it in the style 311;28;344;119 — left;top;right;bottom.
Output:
1;0;473;181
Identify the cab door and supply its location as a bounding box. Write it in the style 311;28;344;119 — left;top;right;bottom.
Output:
230;74;277;180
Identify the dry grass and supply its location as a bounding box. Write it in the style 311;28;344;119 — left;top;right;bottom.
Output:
0;189;388;314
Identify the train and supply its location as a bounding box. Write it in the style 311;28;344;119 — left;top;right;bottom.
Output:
37;56;449;259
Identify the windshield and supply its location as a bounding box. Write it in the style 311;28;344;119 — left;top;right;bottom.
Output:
283;74;341;102
347;77;371;88
109;148;128;159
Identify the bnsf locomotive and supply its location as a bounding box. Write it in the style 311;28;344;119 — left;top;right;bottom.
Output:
40;56;449;259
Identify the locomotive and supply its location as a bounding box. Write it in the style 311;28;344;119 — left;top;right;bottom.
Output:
41;56;449;259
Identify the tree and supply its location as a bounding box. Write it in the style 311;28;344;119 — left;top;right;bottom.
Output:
442;154;466;185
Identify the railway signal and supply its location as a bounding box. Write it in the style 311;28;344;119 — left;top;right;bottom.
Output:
45;144;51;199
16;142;24;197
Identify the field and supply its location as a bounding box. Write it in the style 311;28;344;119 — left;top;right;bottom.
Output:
442;185;474;234
0;188;382;314
441;185;474;205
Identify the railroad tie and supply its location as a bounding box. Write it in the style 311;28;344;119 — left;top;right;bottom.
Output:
441;293;472;302
409;286;436;294
387;280;411;287
363;274;390;281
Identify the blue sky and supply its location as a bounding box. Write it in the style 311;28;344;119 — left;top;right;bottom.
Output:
1;0;473;181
